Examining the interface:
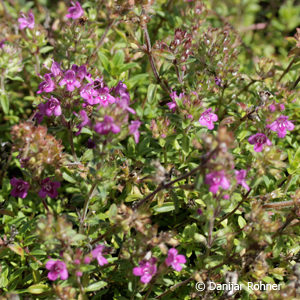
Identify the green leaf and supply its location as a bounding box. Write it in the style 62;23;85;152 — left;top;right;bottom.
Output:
85;281;108;292
238;216;246;228
26;284;50;294
62;171;77;183
0;93;9;114
153;202;175;213
147;84;158;103
98;52;110;71
112;50;125;66
39;46;54;54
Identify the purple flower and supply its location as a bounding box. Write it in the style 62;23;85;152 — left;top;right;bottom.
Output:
37;74;55;94
44;96;62;117
0;39;6;48
51;61;62;77
248;133;272;152
87;138;96;149
38;178;60;198
129;120;141;143
235;169;250;191
215;76;222;87
35;103;46;123
75;110;90;135
268;104;276;112
97;87;115;107
45;259;68;281
91;245;108;266
80;83;99;105
114;81;127;95
268;115;294;138
114;82;135;114
197;208;203;215
10;178;30;199
166;91;183;112
94;116;120;135
59;70;81;92
72;64;89;81
205;170;230;194
133;258;157;284
66;1;84;19
279;104;285;111
18;11;34;30
199;108;218;130
165;248;186;271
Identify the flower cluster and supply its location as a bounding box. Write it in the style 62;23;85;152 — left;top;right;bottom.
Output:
10;177;60;200
35;61;142;143
133;248;186;284
45;244;109;282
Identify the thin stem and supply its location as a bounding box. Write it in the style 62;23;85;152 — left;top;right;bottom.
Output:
262;199;300;209
278;57;296;82
80;181;98;231
142;18;170;94
86;19;116;65
216;189;252;225
291;74;300;90
66;119;78;161
133;147;219;210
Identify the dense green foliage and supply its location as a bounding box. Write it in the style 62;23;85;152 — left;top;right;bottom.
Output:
0;0;300;299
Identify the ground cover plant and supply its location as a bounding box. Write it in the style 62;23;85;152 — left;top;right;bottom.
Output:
0;0;300;299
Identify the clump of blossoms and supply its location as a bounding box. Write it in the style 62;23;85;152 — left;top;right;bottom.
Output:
35;61;141;144
205;170;230;194
18;11;34;30
66;1;84;19
133;258;157;284
46;259;68;281
10;178;30;199
165;248;186;271
268;115;294;138
248;133;272;152
199;108;218;130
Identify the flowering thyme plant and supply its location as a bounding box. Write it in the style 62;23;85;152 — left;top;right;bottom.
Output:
0;1;299;299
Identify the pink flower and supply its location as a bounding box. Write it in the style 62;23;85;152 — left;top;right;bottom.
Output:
165;248;186;271
268;104;276;112
215;76;222;87
51;61;62;77
199;108;218;130
248;133;272;152
205;171;230;194
44;96;62;117
268;115;294;138
38;178;60;198
59;70;81;92
18;11;34;30
279;104;285;111
10;178;30;199
114;82;135;114
75;110;91;135
91;245;108;266
96;87;115;107
45;259;68;281
133;258;157;284
235;169;250;191
37;74;55;94
129;120;141;143
80;83;99;105
166;91;183;112
94;116;120;135
66;1;84;19
84;256;91;264
72;64;90;81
